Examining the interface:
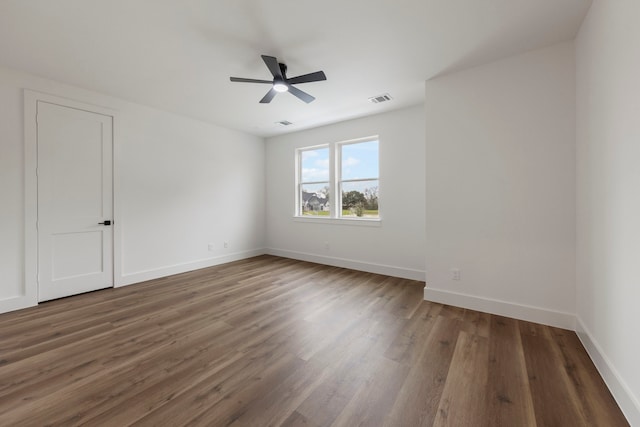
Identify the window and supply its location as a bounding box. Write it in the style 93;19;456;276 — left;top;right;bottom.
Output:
298;146;330;216
339;139;379;218
296;137;379;220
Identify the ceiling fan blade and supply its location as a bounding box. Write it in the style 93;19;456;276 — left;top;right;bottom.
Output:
288;85;315;103
261;55;283;79
259;88;278;104
230;77;273;84
286;71;327;85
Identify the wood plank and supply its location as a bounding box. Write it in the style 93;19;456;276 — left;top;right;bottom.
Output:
461;309;491;338
384;315;462;427
520;322;589;426
332;356;409;427
432;330;489;427
280;411;321;427
549;327;629;427
130;341;302;425
485;316;537;427
295;318;395;425
226;357;328;426
1;320;234;425
383;301;443;366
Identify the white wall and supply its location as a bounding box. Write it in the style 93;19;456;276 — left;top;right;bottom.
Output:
0;65;265;313
265;106;426;280
117;103;265;284
423;42;576;328
576;1;640;424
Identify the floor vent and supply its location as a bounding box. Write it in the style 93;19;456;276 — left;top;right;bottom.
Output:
368;93;392;104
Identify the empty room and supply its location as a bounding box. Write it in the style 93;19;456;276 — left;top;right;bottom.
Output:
0;0;638;425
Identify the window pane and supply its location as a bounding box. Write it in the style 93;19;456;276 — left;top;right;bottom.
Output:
341;140;378;180
301;147;329;183
301;183;330;216
340;180;379;218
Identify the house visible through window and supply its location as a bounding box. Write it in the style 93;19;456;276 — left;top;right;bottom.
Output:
296;137;379;220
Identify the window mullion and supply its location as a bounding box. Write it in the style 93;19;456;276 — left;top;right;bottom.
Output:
330;142;338;218
295;150;301;216
341;177;377;183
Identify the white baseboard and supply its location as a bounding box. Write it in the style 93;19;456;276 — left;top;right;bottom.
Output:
0;294;38;314
266;248;426;281
116;248;266;287
423;286;575;330
576;317;640;427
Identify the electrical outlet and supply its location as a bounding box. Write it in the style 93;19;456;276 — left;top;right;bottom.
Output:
324;241;330;250
208;243;215;252
451;268;461;281
224;241;229;249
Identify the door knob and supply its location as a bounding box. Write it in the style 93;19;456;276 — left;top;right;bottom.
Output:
98;220;112;226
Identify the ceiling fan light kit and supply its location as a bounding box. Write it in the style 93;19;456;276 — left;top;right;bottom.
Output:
273;80;288;93
230;55;326;103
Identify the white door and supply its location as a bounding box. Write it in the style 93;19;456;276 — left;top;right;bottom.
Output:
37;101;113;302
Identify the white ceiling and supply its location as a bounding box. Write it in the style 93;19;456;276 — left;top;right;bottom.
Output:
0;0;591;137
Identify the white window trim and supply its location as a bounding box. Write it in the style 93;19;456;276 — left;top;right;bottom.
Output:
295;136;380;223
293;216;382;226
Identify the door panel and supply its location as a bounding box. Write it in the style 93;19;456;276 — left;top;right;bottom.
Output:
37;101;113;302
51;231;104;280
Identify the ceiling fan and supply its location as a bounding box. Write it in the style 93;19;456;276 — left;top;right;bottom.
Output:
230;55;327;104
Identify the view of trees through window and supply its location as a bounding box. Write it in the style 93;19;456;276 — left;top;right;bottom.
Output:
298;138;379;219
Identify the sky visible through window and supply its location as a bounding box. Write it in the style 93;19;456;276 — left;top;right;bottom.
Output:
301;147;329;183
341;140;378;181
301;140;378;187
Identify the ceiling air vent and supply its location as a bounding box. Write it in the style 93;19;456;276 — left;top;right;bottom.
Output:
368;93;392;104
276;120;293;126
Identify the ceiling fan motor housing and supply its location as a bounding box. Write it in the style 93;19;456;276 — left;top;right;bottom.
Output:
279;63;287;78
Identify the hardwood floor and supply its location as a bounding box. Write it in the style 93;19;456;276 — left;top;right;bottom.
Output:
0;255;628;426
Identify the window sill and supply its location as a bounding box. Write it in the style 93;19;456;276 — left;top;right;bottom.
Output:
293;216;382;227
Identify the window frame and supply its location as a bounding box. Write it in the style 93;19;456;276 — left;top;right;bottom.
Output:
296;144;331;217
337;138;379;219
295;136;380;224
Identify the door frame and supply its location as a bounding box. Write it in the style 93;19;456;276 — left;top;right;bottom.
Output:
24;90;121;307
